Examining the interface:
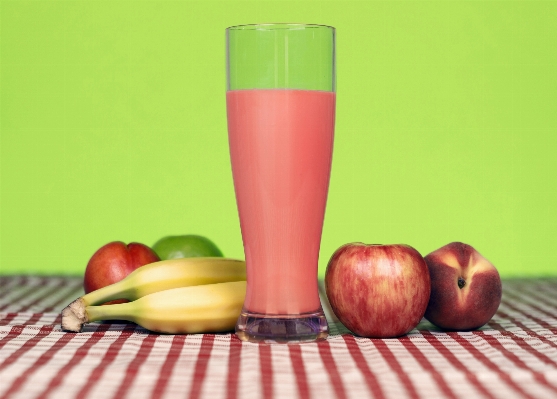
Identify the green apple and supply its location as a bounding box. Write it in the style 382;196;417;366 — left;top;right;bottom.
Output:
152;234;223;260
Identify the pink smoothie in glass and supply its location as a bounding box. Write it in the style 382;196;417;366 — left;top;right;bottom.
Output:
226;89;335;315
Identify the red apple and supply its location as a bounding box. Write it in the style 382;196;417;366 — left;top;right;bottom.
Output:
325;243;431;338
84;241;160;303
424;242;502;331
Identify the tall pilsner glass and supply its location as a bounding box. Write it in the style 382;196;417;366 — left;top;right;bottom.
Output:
226;24;335;343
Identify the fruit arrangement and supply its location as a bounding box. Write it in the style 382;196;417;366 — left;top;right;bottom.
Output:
62;235;246;334
62;235;501;337
325;241;502;338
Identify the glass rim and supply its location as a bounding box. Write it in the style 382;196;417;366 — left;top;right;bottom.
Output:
226;23;334;31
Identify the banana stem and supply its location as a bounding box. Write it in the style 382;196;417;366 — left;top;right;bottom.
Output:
86;303;135;323
61;297;135;332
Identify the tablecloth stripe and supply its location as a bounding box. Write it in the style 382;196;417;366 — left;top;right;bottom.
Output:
454;333;539;399
0;314;19;328
0;277;82;313
258;344;273;399
505;285;557;316
500;299;557;333
296;343;330;398
494;311;557;350
472;330;557;395
0;277;19;290
0;325;56;372
399;336;458;399
150;334;186;399
342;338;415;399
417;335;490;399
523;296;557;320
34;323;112;399
515;282;557;306
240;343;256;399
41;285;83;313
201;335;235;399
1;328;76;399
74;324;137;399
514;283;557;307
18;279;72;313
112;331;159;399
2;278;61;312
225;336;242;399
419;331;495;399
0;314;47;347
182;334;219;397
342;335;384;399
0;277;28;300
87;326;153;399
500;300;555;333
385;339;451;399
0;313;60;327
0;285;38;312
428;332;523;399
373;339;420;399
2;277;557;399
504;291;557;321
288;344;310;399
188;334;215;399
270;343;298;398
318;340;348;399
537;288;557;307
330;337;383;399
487;319;557;367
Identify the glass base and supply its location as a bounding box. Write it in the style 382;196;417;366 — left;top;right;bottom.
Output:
235;309;329;344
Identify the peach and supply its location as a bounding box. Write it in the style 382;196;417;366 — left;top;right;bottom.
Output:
424;242;502;331
83;241;160;303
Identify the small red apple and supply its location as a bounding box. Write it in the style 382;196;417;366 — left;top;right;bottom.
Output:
325;243;431;338
424;242;502;331
84;241;160;302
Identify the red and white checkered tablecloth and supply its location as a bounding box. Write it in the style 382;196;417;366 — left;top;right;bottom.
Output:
1;276;556;399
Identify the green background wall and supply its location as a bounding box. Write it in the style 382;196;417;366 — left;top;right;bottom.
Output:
1;1;556;277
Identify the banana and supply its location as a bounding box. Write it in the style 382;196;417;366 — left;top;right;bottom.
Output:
61;257;245;333
81;257;245;306
62;281;246;334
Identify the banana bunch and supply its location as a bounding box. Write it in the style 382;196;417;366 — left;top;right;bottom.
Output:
61;257;246;334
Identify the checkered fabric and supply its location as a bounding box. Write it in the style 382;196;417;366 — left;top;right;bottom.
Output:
1;276;556;399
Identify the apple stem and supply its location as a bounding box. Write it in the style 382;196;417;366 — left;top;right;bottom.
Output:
458;277;466;289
